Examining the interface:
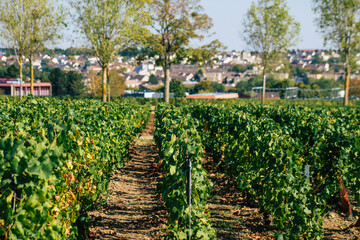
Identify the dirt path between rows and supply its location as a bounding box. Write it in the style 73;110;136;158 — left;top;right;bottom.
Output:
89;109;359;240
89;111;167;240
204;155;360;240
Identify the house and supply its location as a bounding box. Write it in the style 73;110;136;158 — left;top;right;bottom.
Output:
172;72;194;82
87;65;102;73
322;73;343;81
205;72;223;82
33;57;42;68
50;58;60;64
307;73;323;80
186;92;239;99
0;78;51;96
125;79;142;89
183;81;198;87
272;72;289;80
88;57;99;64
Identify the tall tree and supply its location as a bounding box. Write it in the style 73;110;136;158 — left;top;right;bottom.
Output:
48;67;67;96
194;80;213;93
185;39;226;67
148;74;160;85
0;0;32;99
211;81;225;92
169;78;185;97
67;70;85;96
26;0;65;95
243;0;300;104
6;64;20;78
313;0;360;105
108;69;126;97
71;0;150;102
147;0;214;102
87;70;102;97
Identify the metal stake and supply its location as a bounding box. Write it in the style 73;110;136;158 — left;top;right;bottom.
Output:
11;174;18;213
304;165;311;178
187;159;192;240
12;192;16;213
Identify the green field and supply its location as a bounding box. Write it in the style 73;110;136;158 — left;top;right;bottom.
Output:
1;97;360;239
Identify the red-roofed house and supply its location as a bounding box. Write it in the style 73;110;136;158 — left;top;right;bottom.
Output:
0;79;51;96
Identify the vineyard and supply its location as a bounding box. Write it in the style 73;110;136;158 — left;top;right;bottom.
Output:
154;102;360;239
0;98;149;239
1;98;360;239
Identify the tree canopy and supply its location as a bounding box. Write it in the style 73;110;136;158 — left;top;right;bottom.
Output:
170;78;186;97
24;0;65;95
48;68;85;96
72;0;150;101
313;0;360;105
228;64;247;73
148;74;160;85
146;0;215;102
194;81;213;93
0;0;33;98
243;0;300;104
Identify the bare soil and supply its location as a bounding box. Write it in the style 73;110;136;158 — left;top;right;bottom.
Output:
88;110;359;239
89;111;167;240
204;155;360;240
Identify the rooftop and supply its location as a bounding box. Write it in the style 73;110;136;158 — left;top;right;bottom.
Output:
186;92;239;99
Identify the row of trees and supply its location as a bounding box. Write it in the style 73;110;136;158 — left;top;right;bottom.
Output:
1;0;359;105
68;0;220;102
0;0;64;99
235;75;343;93
0;0;219;102
313;0;360;105
163;75;343;99
243;0;360;105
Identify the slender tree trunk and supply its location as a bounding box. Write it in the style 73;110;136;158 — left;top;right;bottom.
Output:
30;54;34;95
19;58;23;100
262;67;267;105
92;74;96;97
339;178;352;216
102;66;107;102
107;67;110;102
344;54;350;106
164;65;171;103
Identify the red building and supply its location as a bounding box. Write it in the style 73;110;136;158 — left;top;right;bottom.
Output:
0;78;52;96
186;93;239;99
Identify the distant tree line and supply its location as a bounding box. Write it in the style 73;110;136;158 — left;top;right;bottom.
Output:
0;61;85;96
0;62;49;82
48;68;85;96
41;47;95;57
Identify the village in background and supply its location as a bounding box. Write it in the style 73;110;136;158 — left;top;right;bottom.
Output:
0;47;359;100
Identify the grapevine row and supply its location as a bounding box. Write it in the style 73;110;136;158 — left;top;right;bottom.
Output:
186;103;360;239
154;105;215;239
0;98;149;239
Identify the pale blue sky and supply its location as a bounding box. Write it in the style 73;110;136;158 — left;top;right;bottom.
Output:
0;0;324;51
200;0;324;51
58;0;324;51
